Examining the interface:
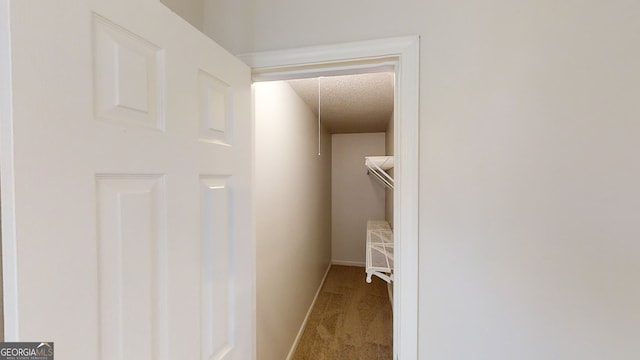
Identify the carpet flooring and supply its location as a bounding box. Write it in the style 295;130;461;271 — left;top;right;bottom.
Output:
291;265;393;360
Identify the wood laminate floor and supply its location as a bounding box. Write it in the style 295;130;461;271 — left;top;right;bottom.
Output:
292;265;392;360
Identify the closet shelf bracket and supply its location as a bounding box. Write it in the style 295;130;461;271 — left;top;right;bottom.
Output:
366;220;394;284
365;156;394;189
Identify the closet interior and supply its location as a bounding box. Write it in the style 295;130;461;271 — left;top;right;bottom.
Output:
254;70;395;359
288;72;395;290
289;69;394;312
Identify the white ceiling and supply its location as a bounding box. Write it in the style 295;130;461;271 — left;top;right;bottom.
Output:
287;72;394;134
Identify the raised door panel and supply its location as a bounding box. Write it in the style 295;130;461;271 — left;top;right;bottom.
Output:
93;15;165;130
200;176;234;360
198;70;233;145
96;175;168;360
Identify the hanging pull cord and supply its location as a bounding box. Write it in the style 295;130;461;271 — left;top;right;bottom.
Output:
318;77;322;156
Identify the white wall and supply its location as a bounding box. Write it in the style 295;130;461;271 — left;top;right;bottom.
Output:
159;0;204;30
332;133;386;265
254;81;332;360
206;1;640;358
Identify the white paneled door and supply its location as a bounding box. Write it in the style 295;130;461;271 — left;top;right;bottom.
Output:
1;0;254;359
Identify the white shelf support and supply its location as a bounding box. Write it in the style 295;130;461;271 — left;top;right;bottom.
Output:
365;156;394;189
366;220;394;284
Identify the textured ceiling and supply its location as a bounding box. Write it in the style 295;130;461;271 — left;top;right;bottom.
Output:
287;72;394;134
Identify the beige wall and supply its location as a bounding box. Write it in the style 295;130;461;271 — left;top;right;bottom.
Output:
159;0;204;30
332;133;386;265
0;189;3;341
385;113;394;227
207;1;640;358
203;0;253;55
254;81;332;360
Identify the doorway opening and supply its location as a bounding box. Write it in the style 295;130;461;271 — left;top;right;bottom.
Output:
243;36;419;359
255;71;394;358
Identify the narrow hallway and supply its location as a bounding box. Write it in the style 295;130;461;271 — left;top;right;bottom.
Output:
292;265;392;360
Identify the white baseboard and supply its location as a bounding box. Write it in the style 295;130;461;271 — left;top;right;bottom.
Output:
331;259;365;267
285;262;332;360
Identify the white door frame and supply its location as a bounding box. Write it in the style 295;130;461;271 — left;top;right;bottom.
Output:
239;36;419;359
